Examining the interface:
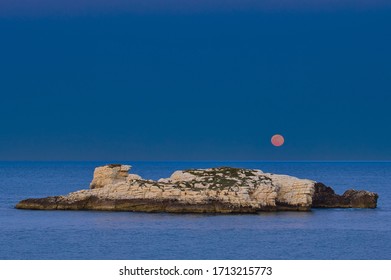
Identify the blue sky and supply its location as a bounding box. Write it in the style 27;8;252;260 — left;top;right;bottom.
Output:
1;1;390;16
0;2;390;160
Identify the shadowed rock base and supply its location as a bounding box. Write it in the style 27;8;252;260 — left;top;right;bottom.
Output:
16;197;310;213
312;183;378;208
15;164;378;213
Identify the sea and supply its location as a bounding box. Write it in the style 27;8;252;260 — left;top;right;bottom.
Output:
0;161;390;260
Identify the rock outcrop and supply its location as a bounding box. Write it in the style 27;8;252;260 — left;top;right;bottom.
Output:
312;183;378;208
16;164;378;213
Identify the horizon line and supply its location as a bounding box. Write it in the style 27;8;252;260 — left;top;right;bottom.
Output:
1;160;391;163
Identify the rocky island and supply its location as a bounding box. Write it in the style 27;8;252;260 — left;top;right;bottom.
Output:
16;164;378;213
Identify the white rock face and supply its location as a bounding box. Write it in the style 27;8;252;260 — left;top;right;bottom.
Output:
84;164;316;211
169;170;197;182
265;173;315;208
90;164;132;189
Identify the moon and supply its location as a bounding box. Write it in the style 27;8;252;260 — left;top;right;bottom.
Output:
271;134;284;147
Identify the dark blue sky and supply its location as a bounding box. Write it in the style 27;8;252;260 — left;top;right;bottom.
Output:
0;2;391;160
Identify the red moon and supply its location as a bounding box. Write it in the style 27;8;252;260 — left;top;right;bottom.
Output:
271;134;284;147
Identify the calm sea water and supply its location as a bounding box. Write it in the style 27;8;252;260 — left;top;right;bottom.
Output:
0;161;390;260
